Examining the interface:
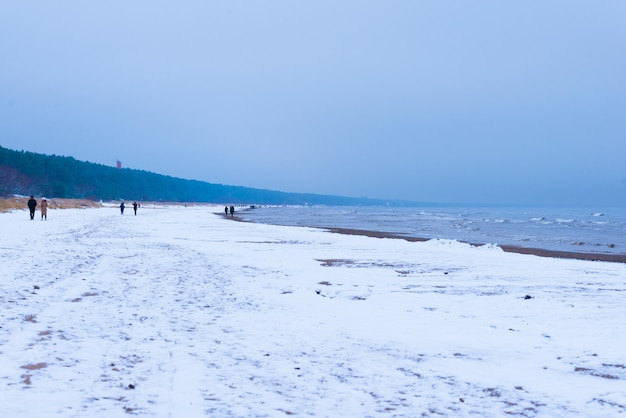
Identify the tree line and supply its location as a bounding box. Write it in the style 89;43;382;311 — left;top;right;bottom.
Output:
0;146;418;206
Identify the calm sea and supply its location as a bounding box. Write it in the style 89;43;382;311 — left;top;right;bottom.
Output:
236;205;626;255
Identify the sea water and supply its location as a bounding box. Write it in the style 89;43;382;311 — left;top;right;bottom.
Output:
236;205;626;255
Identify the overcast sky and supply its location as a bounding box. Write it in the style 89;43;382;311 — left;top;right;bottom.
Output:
1;1;625;206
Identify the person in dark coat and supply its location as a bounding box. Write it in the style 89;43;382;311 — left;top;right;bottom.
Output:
27;196;37;220
120;201;125;215
225;206;229;215
229;205;235;217
133;201;138;215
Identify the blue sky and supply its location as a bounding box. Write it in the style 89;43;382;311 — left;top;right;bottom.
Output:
1;1;625;206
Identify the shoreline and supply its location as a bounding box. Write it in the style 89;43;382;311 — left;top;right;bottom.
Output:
324;227;626;264
223;214;626;264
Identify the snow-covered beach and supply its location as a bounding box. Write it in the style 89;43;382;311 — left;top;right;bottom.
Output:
1;205;625;417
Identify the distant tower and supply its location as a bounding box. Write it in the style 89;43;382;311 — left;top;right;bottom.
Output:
116;160;122;169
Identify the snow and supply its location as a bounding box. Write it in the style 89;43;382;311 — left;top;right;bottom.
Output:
1;205;625;417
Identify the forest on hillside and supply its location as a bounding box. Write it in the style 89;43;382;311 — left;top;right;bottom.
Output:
0;146;412;206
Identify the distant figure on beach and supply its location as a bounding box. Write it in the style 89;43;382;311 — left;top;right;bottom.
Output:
229;205;235;217
133;201;138;215
120;201;125;215
225;206;229;215
40;198;48;220
27;196;37;220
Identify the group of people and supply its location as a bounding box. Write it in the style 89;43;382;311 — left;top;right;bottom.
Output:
27;196;48;220
28;198;237;219
120;201;139;215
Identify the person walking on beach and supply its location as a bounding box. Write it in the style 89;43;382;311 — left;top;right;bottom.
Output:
133;201;138;215
120;201;125;215
27;196;37;220
40;197;48;220
229;205;235;217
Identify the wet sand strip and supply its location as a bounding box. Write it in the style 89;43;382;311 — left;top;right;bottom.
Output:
221;214;626;264
324;227;626;264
